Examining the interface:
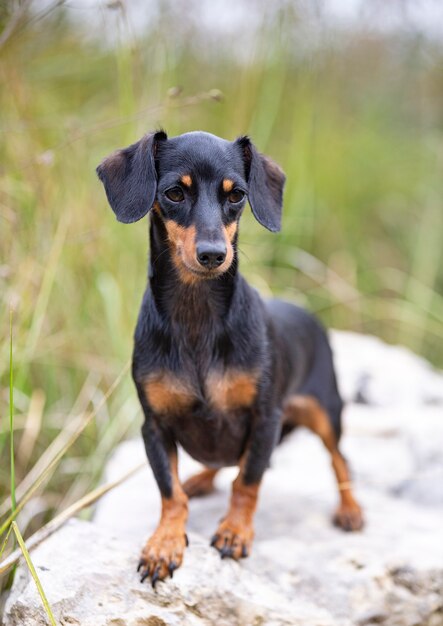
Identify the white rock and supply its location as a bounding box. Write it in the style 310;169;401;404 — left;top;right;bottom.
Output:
330;330;443;407
3;519;335;626
3;332;443;625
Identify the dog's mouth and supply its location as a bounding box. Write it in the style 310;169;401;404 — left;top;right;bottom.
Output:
181;257;229;279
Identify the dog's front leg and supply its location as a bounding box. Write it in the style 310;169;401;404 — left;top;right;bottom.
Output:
136;392;188;586
211;408;281;560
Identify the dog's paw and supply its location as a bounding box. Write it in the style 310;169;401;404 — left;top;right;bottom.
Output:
333;500;364;532
210;519;254;560
182;468;217;499
138;530;188;587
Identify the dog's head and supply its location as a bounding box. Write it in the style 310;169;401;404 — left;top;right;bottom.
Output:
97;130;285;282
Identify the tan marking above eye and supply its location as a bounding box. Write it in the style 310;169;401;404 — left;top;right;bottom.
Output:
206;370;258;412
143;373;196;415
181;174;192;187
222;179;234;193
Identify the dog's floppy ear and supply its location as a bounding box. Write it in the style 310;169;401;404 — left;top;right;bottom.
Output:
96;130;167;223
236;136;285;232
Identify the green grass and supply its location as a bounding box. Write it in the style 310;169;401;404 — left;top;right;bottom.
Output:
0;0;443;600
11;522;56;626
9;310;16;514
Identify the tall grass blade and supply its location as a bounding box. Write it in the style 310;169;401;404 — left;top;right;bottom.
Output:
0;524;13;561
9;309;16;514
11;522;57;626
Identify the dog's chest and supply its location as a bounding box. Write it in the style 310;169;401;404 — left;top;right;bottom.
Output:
143;368;258;466
143;369;258;416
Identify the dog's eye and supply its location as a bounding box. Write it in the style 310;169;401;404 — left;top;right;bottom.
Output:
228;189;245;204
165;187;184;202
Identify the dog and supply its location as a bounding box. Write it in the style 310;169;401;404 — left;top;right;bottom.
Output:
96;130;363;587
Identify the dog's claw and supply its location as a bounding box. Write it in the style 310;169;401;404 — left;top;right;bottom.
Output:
210;534;219;547
168;561;177;578
241;545;248;558
220;545;233;559
184;533;189;547
140;569;150;583
137;559;144;572
151;566;161;588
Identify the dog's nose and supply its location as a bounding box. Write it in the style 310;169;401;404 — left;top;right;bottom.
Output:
196;242;227;269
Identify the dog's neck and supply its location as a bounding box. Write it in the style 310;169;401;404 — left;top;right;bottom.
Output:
148;212;238;330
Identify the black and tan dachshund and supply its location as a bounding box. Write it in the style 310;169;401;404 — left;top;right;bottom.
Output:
96;130;363;587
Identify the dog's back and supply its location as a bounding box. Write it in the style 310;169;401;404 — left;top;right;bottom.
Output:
266;299;343;441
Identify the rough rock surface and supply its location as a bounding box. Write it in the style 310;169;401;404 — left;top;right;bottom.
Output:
3;331;443;626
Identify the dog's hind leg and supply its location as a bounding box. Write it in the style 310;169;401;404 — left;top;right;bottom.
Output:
283;395;364;531
182;467;219;498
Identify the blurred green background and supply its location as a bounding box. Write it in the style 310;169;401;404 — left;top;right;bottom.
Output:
0;0;442;539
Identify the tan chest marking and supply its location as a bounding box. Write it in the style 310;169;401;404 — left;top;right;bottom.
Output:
143;373;195;415
206;370;258;412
